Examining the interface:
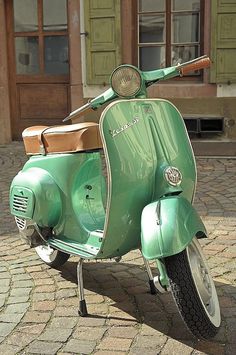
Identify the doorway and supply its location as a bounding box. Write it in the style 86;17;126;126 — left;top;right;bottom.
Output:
6;0;70;139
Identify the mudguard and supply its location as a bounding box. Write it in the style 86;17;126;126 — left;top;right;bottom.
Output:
141;196;207;260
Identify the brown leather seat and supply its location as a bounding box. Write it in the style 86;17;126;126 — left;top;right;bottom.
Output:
22;122;103;155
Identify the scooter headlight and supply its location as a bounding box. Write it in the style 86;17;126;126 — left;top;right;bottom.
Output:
111;65;142;98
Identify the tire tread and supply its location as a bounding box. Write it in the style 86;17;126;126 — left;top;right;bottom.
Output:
165;248;219;339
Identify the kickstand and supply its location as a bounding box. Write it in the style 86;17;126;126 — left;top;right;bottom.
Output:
77;258;88;316
141;252;157;295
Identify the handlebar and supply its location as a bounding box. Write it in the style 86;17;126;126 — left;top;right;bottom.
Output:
177;55;211;76
63;55;211;123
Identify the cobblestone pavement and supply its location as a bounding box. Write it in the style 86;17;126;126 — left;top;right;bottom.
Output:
0;142;235;355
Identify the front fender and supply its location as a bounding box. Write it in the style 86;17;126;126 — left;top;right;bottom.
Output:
141;196;207;260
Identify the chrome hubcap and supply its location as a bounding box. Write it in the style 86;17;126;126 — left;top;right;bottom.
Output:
187;238;221;327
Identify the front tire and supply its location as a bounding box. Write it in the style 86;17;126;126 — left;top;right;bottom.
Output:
35;245;70;268
165;237;221;339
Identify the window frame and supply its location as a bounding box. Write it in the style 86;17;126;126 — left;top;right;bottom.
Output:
137;0;205;80
12;0;69;84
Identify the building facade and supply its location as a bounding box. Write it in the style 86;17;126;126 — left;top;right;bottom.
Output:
0;0;236;155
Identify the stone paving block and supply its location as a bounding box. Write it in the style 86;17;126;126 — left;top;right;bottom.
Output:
130;349;160;355
22;311;51;323
0;297;5;308
10;287;31;297
0;313;24;323
0;322;17;337
97;336;133;351
31;292;55;302
53;306;78;317
63;339;96;354
12;279;34;288
161;339;195;355
11;273;31;281
25;265;42;273
225;343;236;355
32;300;56;311
9;267;25;275
7;295;29;304
38;328;73;342
26;340;62;355
57;281;77;289
55;288;77;299
0;286;10;297
107;326;138;339
77;316;106;327
195;340;226;355
34;284;56;293
73;326;107;341
0;272;10;279
18;323;46;335
0;344;21;355
5;302;30;314
49;316;78;329
34;277;54;286
6;331;37;348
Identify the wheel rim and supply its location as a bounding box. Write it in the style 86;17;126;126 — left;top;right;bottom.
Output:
35;245;58;264
187;238;221;327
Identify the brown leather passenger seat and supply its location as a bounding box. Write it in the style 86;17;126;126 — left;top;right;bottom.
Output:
22;122;103;155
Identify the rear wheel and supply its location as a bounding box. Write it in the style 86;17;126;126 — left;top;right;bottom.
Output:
35;245;70;268
165;237;221;339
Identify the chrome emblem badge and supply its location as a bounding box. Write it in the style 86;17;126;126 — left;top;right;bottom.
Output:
109;117;139;138
164;166;182;186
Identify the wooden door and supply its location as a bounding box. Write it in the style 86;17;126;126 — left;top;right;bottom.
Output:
6;0;70;139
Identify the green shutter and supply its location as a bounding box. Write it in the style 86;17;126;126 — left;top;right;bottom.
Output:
211;0;236;83
84;0;121;85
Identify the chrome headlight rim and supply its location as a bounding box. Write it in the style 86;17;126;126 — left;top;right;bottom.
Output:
110;65;142;98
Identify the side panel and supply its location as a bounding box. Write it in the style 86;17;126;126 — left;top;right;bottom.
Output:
98;99;196;258
141;196;207;260
11;152;106;257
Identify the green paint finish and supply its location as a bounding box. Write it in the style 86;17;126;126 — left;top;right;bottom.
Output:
98;99;196;258
10;152;106;257
48;235;102;259
85;0;121;85
10;168;61;226
10;186;35;219
211;0;236;83
10;99;198;260
141;196;207;260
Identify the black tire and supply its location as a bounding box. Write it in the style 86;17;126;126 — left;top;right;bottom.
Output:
165;237;221;340
35;245;70;268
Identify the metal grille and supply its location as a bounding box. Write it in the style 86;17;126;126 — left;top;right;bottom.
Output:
15;217;26;230
13;195;28;213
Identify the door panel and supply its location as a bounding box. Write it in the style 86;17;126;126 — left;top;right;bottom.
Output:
7;0;70;139
18;84;69;119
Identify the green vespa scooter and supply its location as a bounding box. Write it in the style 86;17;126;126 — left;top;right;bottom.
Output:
10;55;221;339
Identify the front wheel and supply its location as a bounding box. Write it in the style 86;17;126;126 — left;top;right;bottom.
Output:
165;237;221;339
35;245;70;268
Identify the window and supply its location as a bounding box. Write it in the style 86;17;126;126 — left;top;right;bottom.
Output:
13;0;69;77
138;0;202;72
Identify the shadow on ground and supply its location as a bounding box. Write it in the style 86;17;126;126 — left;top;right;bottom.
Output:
59;259;234;354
